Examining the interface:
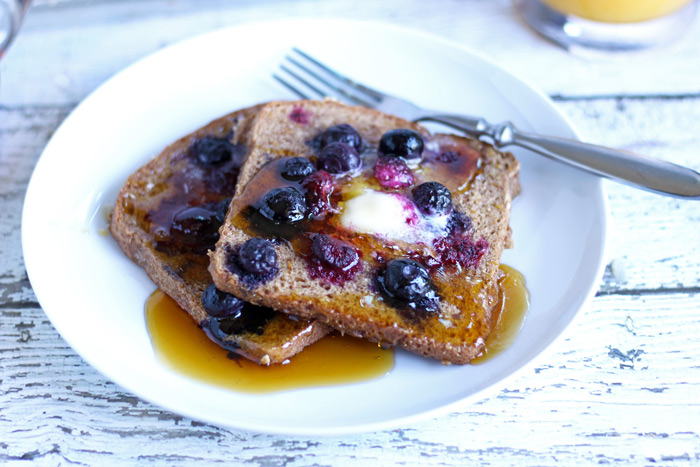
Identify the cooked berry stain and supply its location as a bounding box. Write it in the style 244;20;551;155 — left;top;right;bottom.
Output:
433;236;489;271
289;105;311;125
436;151;460;163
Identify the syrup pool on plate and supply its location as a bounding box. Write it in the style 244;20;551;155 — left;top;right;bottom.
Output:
145;264;529;391
472;265;530;364
145;290;395;393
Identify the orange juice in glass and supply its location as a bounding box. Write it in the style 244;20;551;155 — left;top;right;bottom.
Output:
515;0;699;54
543;0;694;23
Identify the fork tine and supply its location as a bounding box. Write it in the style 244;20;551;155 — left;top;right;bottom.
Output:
291;48;385;102
272;74;313;99
278;65;328;99
285;56;375;108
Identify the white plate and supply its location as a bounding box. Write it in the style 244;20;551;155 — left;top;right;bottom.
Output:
22;19;607;435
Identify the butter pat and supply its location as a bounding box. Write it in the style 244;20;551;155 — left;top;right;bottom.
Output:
341;190;412;238
340;189;452;244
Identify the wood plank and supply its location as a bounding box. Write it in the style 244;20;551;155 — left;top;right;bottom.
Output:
554;97;700;292
1;293;698;464
0;107;70;306
3;0;699;107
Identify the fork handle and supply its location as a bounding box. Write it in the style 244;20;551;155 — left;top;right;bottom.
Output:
423;115;700;199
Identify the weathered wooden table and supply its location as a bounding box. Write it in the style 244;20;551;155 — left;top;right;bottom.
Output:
2;0;699;464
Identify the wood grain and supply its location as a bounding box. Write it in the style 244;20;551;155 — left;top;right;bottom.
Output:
1;294;698;464
2;100;699;466
4;0;700;107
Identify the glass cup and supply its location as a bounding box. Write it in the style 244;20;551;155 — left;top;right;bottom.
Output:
514;0;699;55
1;0;31;60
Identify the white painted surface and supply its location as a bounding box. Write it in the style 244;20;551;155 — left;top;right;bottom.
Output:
1;0;699;464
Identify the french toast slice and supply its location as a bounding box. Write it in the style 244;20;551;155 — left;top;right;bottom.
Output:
209;100;520;364
109;104;330;365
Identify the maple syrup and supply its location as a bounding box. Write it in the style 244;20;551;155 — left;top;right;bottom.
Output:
472;264;530;364
144;264;528;392
223;132;493;351
145;289;394;393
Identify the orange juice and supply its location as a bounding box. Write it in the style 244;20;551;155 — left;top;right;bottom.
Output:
542;0;694;22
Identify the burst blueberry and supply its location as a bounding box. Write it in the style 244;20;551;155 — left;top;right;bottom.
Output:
302;170;334;219
201;284;245;319
373;156;415;189
311;234;359;271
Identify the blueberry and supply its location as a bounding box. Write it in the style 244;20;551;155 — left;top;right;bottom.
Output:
258;187;308;224
380;259;434;303
311;234;359;271
214;198;231;224
170;205;220;245
447;210;472;235
317;142;361;174
281;157;315;181
413;182;453;216
191;137;236;166
319;124;363;152
379;129;424;160
214;303;276;336
238;238;277;276
201;284;245;318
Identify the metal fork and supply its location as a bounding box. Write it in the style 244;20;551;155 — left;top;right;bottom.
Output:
274;48;700;199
